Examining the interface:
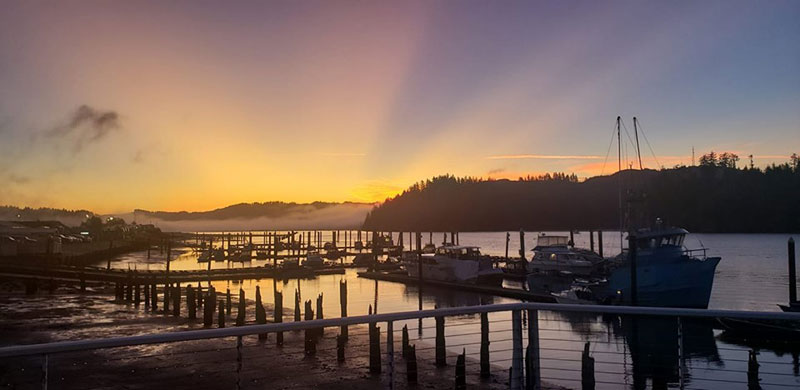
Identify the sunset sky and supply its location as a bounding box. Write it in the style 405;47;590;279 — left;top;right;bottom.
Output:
1;1;798;213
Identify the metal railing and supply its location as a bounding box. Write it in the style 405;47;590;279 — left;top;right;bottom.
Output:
2;302;799;390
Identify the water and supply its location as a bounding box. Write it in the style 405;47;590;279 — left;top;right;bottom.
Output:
103;231;800;389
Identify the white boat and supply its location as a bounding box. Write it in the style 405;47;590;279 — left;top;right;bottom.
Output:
527;234;602;276
401;245;504;286
282;256;300;268
304;251;325;268
197;250;211;263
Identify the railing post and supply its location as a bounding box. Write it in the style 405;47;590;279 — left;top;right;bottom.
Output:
526;309;540;390
41;354;48;390
677;317;685;390
236;336;243;390
511;309;524;390
387;320;394;390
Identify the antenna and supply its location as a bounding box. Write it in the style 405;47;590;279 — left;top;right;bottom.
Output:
617;116;623;250
692;147;695;166
633;117;643;169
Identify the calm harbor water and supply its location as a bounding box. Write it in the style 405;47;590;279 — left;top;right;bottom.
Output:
103;231;800;389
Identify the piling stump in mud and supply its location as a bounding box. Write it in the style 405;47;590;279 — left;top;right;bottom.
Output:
581;342;595;390
304;300;316;355
218;300;226;328
407;344;417;384
236;288;246;326
226;288;232;315
256;286;267;339
339;280;348;339
480;312;490;378
187;285;196;320
435;315;446;367
455;349;466;390
274;289;284;346
172;284;180;317
337;334;345;362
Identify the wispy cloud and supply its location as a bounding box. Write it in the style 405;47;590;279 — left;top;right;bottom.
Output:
486;154;603;160
45;105;121;153
319;152;366;157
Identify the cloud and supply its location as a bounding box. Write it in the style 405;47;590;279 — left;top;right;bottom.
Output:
350;180;403;203
45;105;121;153
487;168;505;175
7;174;30;184
486;154;603;160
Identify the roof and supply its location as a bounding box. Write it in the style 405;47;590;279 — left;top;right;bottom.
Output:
632;227;689;239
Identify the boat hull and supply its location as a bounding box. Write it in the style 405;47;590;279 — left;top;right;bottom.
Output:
403;255;503;286
593;256;720;308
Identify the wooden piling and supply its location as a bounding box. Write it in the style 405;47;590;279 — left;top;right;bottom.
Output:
163;283;170;312
598;230;603;257
368;310;381;374
519;230;526;260
144;280;150;307
407;344;417;384
218;299;225;328
748;350;761;390
125;279;132;302
187;285;196;320
294;289;301;321
150;283;157;311
789;238;797;304
337;334;345;362
226;288;232;315
304;300;316;355
480;312;490;378
172;283;180;317
203;289;213;328
134;283;141;305
590;230;595;252
339;280;348;339
435;315;446;367
236;288;246;326
274;289;283;346
455;349;466;390
581;342;595;390
316;293;324;337
256;286;267;339
402;324;409;359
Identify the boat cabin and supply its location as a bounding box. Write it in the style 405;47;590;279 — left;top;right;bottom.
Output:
435;245;482;260
631;228;688;250
535;235;569;249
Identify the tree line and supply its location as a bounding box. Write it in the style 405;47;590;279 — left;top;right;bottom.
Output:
362;156;800;233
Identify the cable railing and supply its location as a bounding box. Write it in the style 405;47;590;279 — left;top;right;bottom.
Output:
1;302;799;390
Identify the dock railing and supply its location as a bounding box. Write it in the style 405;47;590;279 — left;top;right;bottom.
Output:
2;302;799;389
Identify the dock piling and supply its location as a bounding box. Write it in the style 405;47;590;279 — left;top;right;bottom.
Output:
748;350;761;390
581;342;595;390
455;349;466;390
339;280;348;339
218;300;225;328
236;289;246;326
789;238;796;304
274;289;283;346
256;286;266;338
337;334;345;362
435;314;446;367
304;300;316;355
226;288;232;316
172;283;180;317
187;285;196;320
480;312;490;378
407;344;417;384
402;324;409;359
368;308;381;374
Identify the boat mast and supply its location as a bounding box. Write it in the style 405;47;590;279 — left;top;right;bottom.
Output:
633;117;643;170
617;116;623;251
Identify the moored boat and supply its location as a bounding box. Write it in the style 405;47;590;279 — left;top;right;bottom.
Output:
590;227;721;308
527;234;603;276
401;245;504;286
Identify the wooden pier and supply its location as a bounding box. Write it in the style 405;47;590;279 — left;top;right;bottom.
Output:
357;270;557;303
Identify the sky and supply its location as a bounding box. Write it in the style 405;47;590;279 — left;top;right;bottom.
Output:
1;0;798;213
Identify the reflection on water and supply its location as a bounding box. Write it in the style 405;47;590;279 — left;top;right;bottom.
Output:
99;231;800;389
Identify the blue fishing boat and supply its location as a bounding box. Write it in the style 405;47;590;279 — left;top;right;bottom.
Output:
591;227;721;308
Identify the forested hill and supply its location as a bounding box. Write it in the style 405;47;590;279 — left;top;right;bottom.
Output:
362;165;800;233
